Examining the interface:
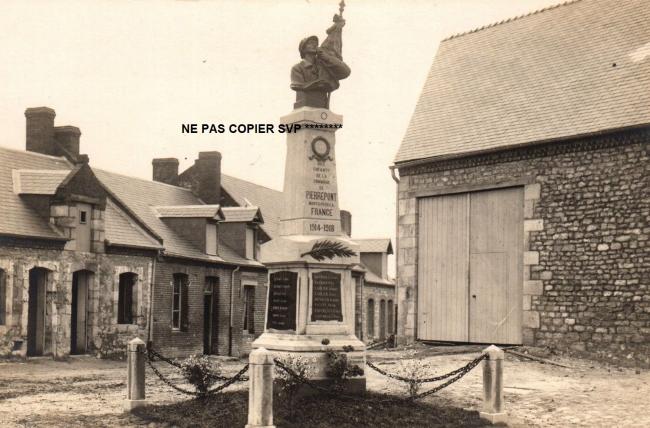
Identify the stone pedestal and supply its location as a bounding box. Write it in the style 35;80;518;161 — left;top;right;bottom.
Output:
479;345;507;424
255;107;365;391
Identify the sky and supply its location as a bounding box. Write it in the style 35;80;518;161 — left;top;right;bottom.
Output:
0;0;562;275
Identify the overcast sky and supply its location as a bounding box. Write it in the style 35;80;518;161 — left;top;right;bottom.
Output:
0;0;562;274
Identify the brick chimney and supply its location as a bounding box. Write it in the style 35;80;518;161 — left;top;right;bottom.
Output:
25;107;56;155
152;158;179;186
341;210;352;237
194;151;221;204
53;126;81;158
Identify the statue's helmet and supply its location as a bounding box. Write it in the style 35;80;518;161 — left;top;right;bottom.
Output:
299;36;319;58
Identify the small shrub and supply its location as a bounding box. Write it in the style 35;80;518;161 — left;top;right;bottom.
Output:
275;355;316;419
394;357;428;399
178;354;222;398
324;347;364;392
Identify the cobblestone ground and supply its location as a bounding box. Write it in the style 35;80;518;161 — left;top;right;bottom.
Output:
0;346;648;427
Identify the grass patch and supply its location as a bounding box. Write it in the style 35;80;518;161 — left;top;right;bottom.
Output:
132;390;493;427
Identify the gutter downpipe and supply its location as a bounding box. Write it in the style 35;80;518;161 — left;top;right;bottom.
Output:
147;250;160;347
389;165;400;343
229;265;241;356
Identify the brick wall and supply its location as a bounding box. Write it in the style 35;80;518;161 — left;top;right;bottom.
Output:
151;259;267;358
396;128;650;366
363;284;395;343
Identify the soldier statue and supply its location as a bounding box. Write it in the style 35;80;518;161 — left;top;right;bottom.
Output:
290;1;351;109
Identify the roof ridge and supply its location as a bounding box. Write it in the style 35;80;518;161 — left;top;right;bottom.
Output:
442;0;583;42
0;145;72;163
222;173;282;194
94;167;195;193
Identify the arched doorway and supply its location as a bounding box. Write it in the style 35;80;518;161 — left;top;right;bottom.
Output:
71;270;93;354
27;267;48;356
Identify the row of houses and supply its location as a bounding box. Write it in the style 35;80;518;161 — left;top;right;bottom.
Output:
0;106;394;358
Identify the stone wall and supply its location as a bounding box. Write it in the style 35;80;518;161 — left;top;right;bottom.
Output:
0;245;152;358
396;127;649;366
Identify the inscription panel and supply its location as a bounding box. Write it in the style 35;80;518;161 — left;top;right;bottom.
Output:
267;271;298;330
311;271;342;322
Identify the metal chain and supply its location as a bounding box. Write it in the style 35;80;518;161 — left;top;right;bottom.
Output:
142;348;250;396
274;353;487;402
366;353;486;384
410;354;486;400
143;347;248;383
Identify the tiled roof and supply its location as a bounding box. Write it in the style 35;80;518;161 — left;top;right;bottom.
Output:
221;206;263;223
0;147;69;240
105;200;162;250
363;266;395;287
355;238;393;255
395;0;650;164
95;169;262;267
221;174;282;239
12;169;70;195
155;205;224;220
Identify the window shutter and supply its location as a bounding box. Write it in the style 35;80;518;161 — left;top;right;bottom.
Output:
118;278;125;324
181;280;189;332
125;278;133;324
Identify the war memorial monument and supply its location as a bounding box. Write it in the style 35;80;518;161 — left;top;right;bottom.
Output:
253;2;366;391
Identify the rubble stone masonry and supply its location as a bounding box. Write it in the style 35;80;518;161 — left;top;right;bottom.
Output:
396;127;649;366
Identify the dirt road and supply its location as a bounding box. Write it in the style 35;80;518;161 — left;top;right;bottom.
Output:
1;346;648;427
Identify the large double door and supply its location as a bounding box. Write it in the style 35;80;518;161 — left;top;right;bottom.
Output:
417;187;523;344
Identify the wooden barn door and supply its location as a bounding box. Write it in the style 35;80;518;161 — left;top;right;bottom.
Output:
417;187;523;344
417;193;469;342
468;188;523;344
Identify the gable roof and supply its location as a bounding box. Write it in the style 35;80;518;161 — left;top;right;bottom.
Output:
12;169;70;195
0;147;69;240
221;206;264;223
94;169;261;266
155;205;224;220
356;238;393;255
395;0;650;164
221;174;282;239
0;146;262;266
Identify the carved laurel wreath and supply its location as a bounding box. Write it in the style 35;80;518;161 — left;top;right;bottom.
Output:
300;240;356;261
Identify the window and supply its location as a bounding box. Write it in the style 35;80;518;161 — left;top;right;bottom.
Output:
79;210;88;224
206;223;217;255
118;272;137;324
242;285;255;334
172;273;189;331
367;299;375;337
0;269;5;325
245;227;256;260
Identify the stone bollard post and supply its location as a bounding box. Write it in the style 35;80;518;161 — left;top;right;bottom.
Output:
124;337;147;411
479;345;506;424
246;347;275;428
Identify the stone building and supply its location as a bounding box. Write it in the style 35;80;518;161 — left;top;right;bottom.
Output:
393;0;650;366
353;239;395;342
0;106;269;359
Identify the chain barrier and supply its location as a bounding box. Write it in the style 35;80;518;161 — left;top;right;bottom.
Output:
365;340;389;351
274;353;486;402
366;353;486;384
142;347;250;396
409;354;486;400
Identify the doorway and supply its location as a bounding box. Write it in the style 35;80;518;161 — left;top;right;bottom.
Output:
71;270;91;354
203;277;219;355
417;187;524;344
27;268;48;356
